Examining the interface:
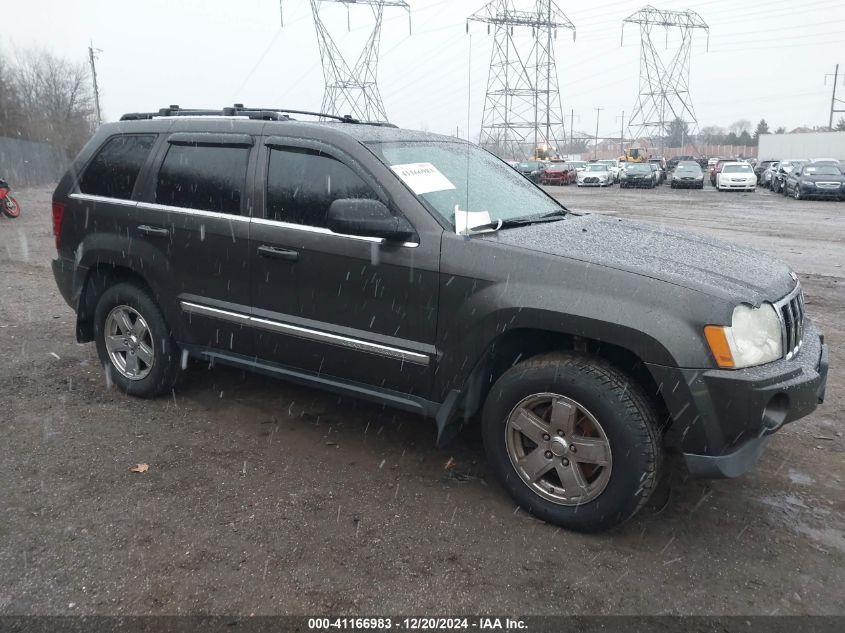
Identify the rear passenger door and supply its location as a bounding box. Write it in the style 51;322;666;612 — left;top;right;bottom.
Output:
249;137;440;398
140;133;256;355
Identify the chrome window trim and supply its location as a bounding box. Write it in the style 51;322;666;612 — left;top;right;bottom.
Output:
69;192;137;207
251;216;419;248
137;201;251;222
180;301;429;366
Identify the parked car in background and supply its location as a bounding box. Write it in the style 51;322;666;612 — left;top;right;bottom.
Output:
810;158;841;167
577;163;613;187
539;162;577;186
649;162;664;185
771;160;806;194
669;163;705;189
707;157;722;168
568;160;588;173
649;157;667;182
716;162;757;192
620;163;656;188
597;159;621;182
516;160;549;183
710;159;730;186
754;160;778;184
784;163;845;200
761;161;780;189
667;155;696;171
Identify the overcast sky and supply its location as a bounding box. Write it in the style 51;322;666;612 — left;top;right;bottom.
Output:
5;0;845;138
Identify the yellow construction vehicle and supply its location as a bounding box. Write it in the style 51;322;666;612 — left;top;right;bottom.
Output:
618;145;647;163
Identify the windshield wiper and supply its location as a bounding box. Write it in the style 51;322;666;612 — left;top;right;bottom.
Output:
464;210;567;233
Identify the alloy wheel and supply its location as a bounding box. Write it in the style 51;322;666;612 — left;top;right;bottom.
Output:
505;393;612;506
104;305;155;380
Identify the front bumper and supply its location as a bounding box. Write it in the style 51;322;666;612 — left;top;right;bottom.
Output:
578;179;609;187
672;179;704;188
720;180;756;189
646;320;829;478
800;184;845;198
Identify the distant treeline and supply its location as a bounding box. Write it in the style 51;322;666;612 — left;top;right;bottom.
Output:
0;47;97;158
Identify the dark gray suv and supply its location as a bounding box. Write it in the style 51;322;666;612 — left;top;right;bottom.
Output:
51;105;829;532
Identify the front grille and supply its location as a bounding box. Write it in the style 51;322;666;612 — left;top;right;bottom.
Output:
774;283;805;360
816;181;840;188
584;177;598;183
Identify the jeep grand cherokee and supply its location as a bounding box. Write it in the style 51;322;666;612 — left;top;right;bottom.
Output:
51;105;829;532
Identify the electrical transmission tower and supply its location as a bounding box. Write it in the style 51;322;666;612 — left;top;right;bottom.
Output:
468;1;575;160
622;6;708;151
307;0;410;121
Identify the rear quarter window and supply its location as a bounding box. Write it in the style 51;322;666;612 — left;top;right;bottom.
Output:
79;134;156;199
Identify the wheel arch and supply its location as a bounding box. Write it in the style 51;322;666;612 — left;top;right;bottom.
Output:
438;327;670;445
75;264;156;342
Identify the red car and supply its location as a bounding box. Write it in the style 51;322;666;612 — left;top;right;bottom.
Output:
709;159;730;186
539;162;576;186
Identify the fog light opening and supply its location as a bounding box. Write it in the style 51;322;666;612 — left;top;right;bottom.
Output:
761;393;789;430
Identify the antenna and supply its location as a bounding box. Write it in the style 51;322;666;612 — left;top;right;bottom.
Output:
301;0;411;122
467;1;575;161
622;6;708;154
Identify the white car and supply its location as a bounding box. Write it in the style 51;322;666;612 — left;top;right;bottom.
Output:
717;162;757;191
569;160;588;173
577;163;613;187
597;159;621;182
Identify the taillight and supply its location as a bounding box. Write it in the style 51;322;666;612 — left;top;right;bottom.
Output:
52;202;65;249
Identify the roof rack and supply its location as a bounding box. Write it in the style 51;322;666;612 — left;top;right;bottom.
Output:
120;104;396;127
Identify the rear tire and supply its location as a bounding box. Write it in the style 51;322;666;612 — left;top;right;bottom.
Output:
2;196;20;218
94;282;181;398
481;352;663;533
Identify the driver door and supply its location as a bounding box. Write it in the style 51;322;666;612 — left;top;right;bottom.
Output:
248;137;441;397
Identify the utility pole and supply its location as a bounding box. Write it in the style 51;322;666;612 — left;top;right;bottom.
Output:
88;41;102;126
593;107;603;160
825;64;844;129
569;108;575;155
617;110;625;155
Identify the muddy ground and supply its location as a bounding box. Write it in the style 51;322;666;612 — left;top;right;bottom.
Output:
0;183;842;615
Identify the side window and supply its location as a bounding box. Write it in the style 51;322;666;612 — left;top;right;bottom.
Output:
79;135;156;199
266;147;378;227
155;144;250;214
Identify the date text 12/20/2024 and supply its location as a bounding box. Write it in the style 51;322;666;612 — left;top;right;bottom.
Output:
307;618;527;630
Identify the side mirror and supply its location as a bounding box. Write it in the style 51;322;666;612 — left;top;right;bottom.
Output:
327;198;415;243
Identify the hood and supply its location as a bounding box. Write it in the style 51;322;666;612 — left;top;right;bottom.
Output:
482;214;795;304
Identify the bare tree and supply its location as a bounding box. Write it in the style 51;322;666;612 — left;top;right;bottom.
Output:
729;119;752;136
1;47;97;156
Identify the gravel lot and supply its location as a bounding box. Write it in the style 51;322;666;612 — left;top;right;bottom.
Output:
1;183;843;616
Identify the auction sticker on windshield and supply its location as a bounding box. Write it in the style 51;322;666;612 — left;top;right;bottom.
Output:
390;162;456;195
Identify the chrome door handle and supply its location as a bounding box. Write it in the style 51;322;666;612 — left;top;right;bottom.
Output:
257;245;299;261
137;225;170;238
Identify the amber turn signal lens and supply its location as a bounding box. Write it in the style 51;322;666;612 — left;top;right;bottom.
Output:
704;326;735;368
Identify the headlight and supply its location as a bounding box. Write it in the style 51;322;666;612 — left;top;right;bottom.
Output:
704;304;783;369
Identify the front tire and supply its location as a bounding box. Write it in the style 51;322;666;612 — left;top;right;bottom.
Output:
481;353;663;533
94;282;181;397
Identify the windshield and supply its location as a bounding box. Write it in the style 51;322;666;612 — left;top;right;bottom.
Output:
368;141;562;226
675;165;702;174
569;162;587;168
804;165;842;176
547;164;568;171
518;162;541;170
628;164;651;173
586;164;608;172
597;160;615;166
723;164;753;173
